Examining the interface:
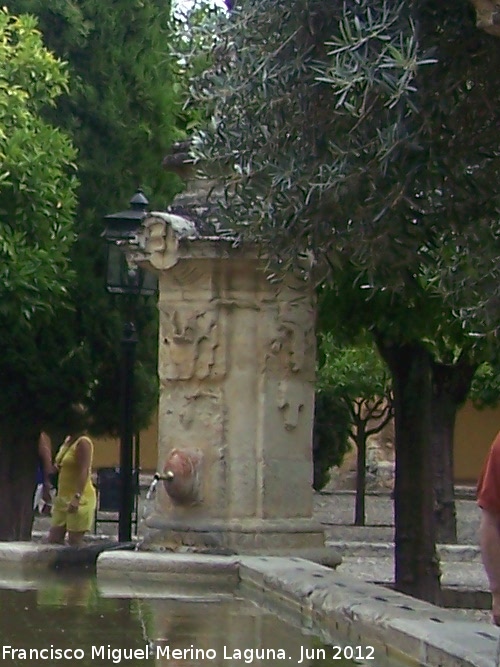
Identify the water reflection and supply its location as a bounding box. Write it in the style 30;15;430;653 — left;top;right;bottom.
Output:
0;580;150;665
0;569;383;667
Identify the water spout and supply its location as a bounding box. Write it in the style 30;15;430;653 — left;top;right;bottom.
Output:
152;471;174;483
138;452;203;547
141;470;179;522
161;448;203;506
145;476;159;501
141;474;163;524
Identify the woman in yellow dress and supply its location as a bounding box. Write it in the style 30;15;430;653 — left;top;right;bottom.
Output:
48;432;96;546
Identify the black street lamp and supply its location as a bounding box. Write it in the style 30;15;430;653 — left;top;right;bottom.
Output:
103;190;157;542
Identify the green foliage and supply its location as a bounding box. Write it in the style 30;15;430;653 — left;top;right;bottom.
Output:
190;0;500;332
312;389;351;491
191;1;427;275
171;0;226;134
470;362;500;409
313;331;393;490
7;0;180;210
318;334;392;402
3;0;181;435
0;9;78;440
0;10;77;325
317;266;497;418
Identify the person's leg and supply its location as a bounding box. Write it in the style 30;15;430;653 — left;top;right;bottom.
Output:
48;525;66;544
66;503;93;547
48;503;67;544
67;531;86;547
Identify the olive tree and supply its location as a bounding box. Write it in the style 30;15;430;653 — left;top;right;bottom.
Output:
188;0;500;601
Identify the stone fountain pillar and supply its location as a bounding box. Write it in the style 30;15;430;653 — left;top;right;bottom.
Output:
133;214;325;554
129;144;337;560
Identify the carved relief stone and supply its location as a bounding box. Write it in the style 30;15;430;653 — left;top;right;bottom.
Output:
134;212;197;271
270;299;315;374
277;380;306;431
159;307;223;381
179;391;225;434
264;290;316;431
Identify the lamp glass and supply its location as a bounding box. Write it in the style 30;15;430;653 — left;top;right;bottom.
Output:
106;243;157;296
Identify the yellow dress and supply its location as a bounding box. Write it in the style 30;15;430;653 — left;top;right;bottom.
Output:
51;436;97;532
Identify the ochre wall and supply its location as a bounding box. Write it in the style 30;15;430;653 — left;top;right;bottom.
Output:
92;417;159;473
454;400;499;484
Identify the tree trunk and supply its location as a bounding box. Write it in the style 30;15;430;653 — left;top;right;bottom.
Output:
354;423;367;526
0;436;37;540
377;338;441;604
431;359;476;544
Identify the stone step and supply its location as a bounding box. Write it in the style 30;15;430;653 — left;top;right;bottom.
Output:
337;556;489;595
326;540;481;561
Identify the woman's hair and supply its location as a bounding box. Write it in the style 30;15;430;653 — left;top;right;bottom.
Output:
67;403;91;435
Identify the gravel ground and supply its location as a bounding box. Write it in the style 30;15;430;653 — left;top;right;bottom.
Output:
313;491;482;545
33;486;481;545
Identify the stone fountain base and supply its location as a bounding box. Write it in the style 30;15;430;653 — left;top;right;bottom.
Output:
140;514;342;568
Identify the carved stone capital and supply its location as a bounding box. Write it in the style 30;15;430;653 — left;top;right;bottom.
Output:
132;211;197;271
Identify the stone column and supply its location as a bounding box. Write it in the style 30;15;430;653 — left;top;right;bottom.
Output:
133;211;325;553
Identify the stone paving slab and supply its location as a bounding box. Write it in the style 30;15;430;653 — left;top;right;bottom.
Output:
0;541;63;568
97;550;241;586
315;492;481;545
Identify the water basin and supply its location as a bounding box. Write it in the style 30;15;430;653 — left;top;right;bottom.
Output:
0;567;398;667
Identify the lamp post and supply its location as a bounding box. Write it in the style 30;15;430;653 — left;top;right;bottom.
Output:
103;190;157;542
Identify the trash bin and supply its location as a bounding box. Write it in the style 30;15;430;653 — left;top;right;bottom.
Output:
96;467;121;512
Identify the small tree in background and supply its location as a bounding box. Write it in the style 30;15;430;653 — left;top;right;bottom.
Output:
317;334;393;525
